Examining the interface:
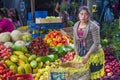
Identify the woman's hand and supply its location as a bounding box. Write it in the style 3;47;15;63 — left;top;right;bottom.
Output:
82;55;89;64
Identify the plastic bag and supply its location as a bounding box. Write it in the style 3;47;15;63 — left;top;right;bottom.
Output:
104;8;114;23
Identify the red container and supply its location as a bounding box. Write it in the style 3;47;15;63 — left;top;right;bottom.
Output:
7;74;34;80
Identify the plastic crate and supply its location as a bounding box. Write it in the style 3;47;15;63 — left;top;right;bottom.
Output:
7;74;34;80
49;69;69;80
36;23;63;33
28;11;48;20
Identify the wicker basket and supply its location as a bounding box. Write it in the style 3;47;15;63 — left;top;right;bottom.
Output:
61;62;90;80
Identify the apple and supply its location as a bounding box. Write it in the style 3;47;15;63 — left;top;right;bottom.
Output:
105;69;111;73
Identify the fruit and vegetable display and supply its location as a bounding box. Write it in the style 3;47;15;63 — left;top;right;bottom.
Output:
0;27;120;80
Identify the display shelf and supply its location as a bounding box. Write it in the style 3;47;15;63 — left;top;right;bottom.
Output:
29;23;63;38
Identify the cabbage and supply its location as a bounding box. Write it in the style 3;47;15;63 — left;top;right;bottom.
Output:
0;33;11;42
14;40;26;47
11;30;23;41
4;42;13;47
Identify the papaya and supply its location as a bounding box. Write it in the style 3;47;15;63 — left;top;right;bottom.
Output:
30;60;37;69
10;55;18;63
19;54;28;63
11;45;28;53
4;60;17;67
13;51;24;56
17;59;26;67
24;64;32;74
17;66;25;74
9;65;17;74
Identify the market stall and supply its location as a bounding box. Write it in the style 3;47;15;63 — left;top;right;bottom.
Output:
0;22;120;80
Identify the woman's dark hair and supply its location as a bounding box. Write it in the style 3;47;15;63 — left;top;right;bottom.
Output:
8;8;20;22
78;6;91;16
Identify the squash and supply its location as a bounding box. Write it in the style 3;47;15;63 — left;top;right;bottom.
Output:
0;32;11;42
11;30;23;41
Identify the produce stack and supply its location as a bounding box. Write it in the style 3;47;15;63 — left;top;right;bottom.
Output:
1;28;120;80
99;48;120;80
44;30;73;47
0;29;74;80
0;61;14;80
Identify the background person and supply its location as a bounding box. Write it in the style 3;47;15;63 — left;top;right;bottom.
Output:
0;10;14;33
8;8;22;28
73;6;105;80
55;0;70;17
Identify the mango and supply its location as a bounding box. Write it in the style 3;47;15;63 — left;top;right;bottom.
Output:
24;64;32;74
9;65;17;74
10;55;18;63
35;57;41;62
17;66;25;74
5;60;17;67
19;54;28;63
13;51;24;56
28;54;37;62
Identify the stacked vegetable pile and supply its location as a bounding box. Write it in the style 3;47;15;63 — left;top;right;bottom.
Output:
99;48;120;80
0;43;12;60
44;30;72;47
2;47;62;80
28;37;49;56
0;61;14;79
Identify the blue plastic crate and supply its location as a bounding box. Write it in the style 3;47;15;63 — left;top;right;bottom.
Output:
28;11;48;20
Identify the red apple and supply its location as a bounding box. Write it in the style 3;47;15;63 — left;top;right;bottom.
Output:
105;68;111;73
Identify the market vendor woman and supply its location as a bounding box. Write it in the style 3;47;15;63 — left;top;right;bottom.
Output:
0;10;14;33
73;6;105;80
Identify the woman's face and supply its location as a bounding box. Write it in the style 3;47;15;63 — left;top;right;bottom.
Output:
78;9;89;23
